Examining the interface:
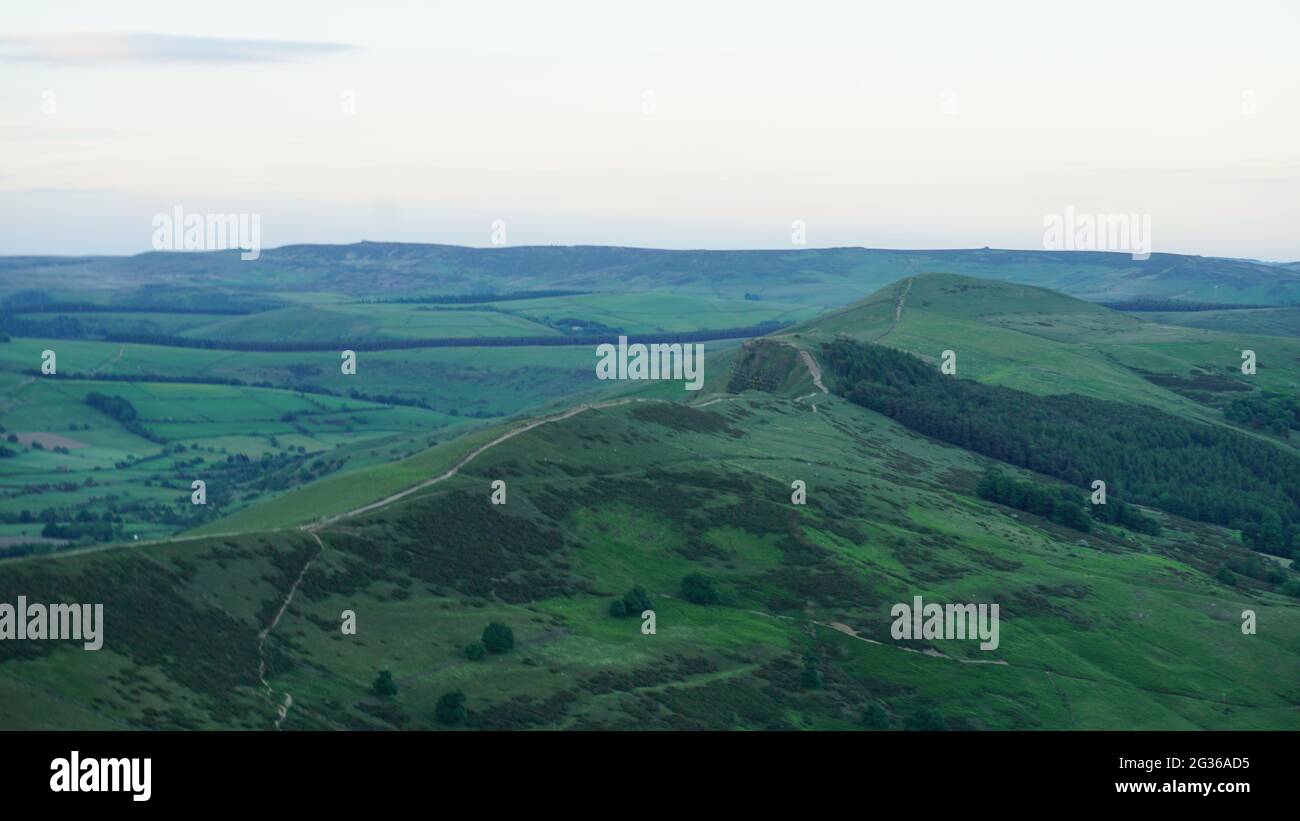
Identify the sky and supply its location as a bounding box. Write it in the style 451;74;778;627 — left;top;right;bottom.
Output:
1;0;1298;259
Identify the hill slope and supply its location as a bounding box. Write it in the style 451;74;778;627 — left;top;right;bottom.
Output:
781;273;1300;431
1;312;1297;729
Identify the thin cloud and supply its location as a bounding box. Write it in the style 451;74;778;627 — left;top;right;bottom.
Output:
0;33;355;65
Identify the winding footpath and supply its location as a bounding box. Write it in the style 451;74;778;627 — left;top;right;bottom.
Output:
258;531;324;729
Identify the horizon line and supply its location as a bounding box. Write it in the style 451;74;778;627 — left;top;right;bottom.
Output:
2;241;1296;266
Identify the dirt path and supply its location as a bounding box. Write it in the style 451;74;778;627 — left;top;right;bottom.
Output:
741;607;1006;666
872;277;913;342
307;398;645;528
691;395;740;408
93;345;125;374
797;348;827;393
774;341;826;400
823;621;1008;665
258;531;324;729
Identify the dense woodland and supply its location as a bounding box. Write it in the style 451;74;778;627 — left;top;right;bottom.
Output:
976;470;1161;535
822;338;1300;557
1224;392;1300;436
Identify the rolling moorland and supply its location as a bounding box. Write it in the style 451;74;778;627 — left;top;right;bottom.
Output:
0;245;1297;730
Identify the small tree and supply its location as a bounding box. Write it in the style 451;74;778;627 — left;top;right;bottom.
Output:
436;691;467;726
608;599;628;618
371;669;398;698
680;574;719;605
464;642;486;661
623;586;654;613
481;622;515;654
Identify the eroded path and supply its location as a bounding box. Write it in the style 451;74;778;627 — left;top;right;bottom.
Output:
259;531;324;729
872;277;913;341
775;340;827;403
798;348;827;393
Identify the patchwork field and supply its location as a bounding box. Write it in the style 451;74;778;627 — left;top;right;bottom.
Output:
0;291;759;551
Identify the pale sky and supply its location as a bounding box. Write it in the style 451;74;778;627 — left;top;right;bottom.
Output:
2;0;1298;259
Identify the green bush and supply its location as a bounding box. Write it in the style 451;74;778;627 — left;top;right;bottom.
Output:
371;669;398;698
622;586;654;614
481;622;515;654
610;586;653;617
680;574;718;605
464;642;486;660
436;691;467;725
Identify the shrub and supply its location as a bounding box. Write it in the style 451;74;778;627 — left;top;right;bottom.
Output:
371;670;398;698
436;691;467;725
680;574;719;605
464;642;486;661
622;586;654;614
610;586;653;617
481;622;515;654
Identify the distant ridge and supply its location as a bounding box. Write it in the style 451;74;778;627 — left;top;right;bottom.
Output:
4;243;1299;306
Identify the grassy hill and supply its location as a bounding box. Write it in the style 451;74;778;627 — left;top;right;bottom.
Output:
1;274;1296;730
1;390;1295;730
781;273;1300;433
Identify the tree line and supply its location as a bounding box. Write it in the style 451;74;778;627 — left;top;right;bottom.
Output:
976;470;1160;535
1099;298;1275;312
84;392;163;443
355;289;590;305
1224;392;1300;436
2;303;260;315
60;322;787;351
822;338;1300;558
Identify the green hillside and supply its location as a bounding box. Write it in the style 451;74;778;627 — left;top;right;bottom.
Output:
1;390;1295;730
782;273;1300;431
1;275;1296;730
